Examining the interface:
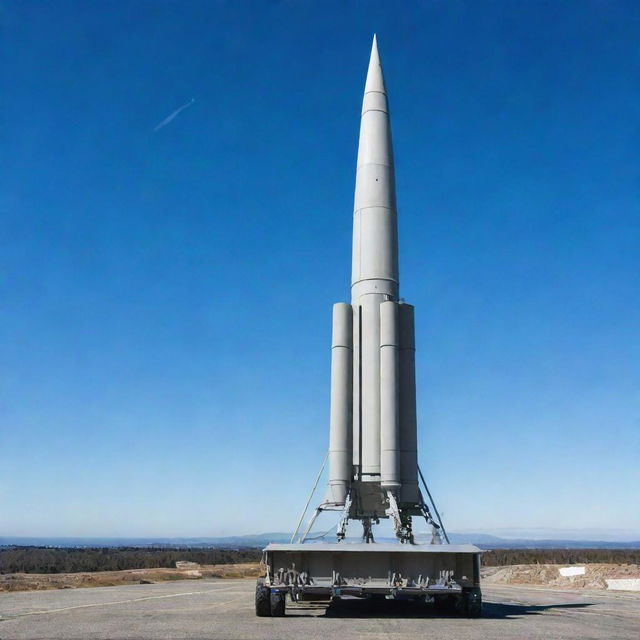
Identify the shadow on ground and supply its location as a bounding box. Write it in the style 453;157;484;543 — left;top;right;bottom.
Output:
481;601;593;620
288;599;594;620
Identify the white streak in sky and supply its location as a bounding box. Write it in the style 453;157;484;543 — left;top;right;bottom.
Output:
153;98;195;132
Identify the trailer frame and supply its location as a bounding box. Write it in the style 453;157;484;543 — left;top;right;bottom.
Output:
256;542;483;617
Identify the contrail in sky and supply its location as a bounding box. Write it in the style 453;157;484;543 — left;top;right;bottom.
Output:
153;98;195;132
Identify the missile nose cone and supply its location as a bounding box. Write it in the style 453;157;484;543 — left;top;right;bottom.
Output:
364;34;386;95
352;34;398;302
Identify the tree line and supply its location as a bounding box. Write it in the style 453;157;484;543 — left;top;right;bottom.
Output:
0;547;262;574
481;548;640;567
1;546;637;574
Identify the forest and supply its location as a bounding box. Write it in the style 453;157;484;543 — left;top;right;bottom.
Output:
0;547;262;574
481;548;640;567
0;546;637;574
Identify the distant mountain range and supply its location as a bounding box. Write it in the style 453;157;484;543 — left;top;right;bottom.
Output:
2;532;638;549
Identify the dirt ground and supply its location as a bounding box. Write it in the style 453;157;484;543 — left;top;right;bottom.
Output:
481;563;640;589
3;562;639;593
0;563;263;592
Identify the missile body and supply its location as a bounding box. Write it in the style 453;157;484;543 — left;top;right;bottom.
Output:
326;37;419;518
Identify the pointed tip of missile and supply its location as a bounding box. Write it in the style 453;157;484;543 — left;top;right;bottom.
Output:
364;33;386;95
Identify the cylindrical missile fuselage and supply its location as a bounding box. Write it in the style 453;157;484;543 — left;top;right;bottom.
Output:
327;303;353;505
398;303;419;503
380;301;400;491
326;37;419;514
351;45;399;486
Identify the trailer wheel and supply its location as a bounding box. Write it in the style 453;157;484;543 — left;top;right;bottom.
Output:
270;590;286;617
462;587;482;618
255;579;271;617
433;595;456;613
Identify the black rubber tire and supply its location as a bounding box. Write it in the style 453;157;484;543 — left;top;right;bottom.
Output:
255;579;271;617
270;590;286;617
433;595;456;613
463;587;482;618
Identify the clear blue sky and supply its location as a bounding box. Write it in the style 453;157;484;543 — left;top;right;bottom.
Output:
1;1;638;539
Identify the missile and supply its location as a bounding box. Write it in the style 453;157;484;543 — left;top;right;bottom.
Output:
326;36;419;516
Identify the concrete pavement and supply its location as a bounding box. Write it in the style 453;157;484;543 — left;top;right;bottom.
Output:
1;578;638;639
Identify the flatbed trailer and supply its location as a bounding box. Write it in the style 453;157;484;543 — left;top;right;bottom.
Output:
256;543;482;617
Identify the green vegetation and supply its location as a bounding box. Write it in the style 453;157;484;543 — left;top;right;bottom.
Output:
482;548;640;566
0;547;262;574
1;546;637;575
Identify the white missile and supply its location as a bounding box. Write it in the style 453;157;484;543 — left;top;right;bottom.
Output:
263;40;479;608
326;35;419;516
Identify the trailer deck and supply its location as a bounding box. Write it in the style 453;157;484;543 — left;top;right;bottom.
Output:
257;542;483;617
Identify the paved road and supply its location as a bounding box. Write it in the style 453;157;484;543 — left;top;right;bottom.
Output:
1;579;638;639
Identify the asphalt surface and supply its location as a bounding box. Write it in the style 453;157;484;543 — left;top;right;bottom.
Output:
1;578;639;639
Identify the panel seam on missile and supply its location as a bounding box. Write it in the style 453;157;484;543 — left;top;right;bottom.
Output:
361;108;389;116
350;289;399;295
355;162;393;170
351;277;399;285
353;205;395;214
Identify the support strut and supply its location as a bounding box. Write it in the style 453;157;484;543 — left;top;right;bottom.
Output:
336;491;352;541
385;491;414;544
417;464;450;544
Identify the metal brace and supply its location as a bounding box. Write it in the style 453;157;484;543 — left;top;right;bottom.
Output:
362;516;376;543
386;491;414;543
418;501;443;544
300;507;322;543
336;491;352;541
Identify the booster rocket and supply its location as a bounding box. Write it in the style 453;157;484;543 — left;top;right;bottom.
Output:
318;36;434;544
